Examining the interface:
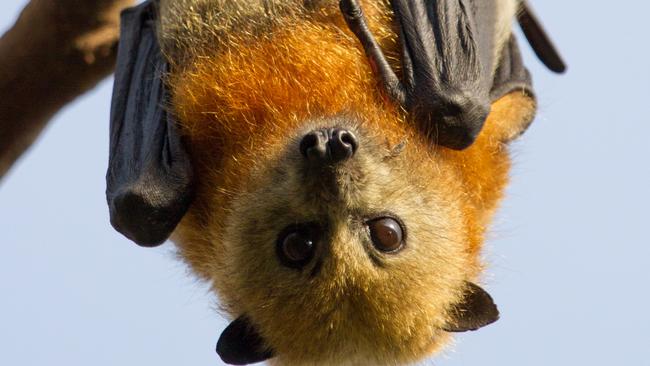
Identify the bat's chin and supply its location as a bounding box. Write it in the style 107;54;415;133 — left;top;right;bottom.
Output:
225;279;454;366
255;314;450;366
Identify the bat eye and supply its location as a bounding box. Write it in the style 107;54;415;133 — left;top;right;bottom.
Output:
276;224;320;269
367;217;405;253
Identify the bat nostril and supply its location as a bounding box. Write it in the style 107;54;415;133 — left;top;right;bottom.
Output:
329;128;358;163
300;130;328;162
299;128;358;164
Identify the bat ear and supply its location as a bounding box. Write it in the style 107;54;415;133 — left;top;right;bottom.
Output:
217;316;275;365
443;282;500;332
106;1;194;247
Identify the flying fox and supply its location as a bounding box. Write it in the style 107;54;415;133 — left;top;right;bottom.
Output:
106;0;564;364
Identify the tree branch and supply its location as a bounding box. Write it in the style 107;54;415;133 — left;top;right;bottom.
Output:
0;0;134;180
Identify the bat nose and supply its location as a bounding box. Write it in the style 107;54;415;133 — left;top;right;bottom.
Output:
300;128;358;164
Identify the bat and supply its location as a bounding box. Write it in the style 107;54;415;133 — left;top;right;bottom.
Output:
106;0;564;364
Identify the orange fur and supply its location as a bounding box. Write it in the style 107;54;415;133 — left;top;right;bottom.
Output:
162;1;536;364
169;18;534;278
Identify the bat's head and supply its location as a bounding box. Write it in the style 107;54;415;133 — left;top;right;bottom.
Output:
203;118;503;365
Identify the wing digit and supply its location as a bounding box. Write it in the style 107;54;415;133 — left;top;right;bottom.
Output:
517;1;567;73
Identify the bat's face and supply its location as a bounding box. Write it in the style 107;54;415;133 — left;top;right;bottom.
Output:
172;107;513;364
219;119;470;364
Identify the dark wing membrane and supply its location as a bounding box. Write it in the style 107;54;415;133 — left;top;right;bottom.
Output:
490;35;537;141
106;1;194;247
341;0;508;150
340;0;565;148
517;1;567;73
490;35;534;101
392;0;496;149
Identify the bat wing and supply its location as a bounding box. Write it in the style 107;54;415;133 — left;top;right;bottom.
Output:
341;0;495;149
341;0;565;149
106;0;194;247
518;1;567;73
394;0;503;149
490;35;533;102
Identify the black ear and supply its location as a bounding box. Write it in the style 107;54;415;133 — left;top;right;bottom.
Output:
217;316;275;365
443;282;500;332
517;1;567;73
106;1;194;247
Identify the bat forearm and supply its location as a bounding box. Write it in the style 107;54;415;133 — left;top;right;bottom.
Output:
0;0;134;180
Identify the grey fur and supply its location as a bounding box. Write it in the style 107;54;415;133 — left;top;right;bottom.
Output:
158;0;309;67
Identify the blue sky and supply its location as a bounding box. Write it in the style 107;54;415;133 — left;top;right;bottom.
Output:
1;1;649;365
